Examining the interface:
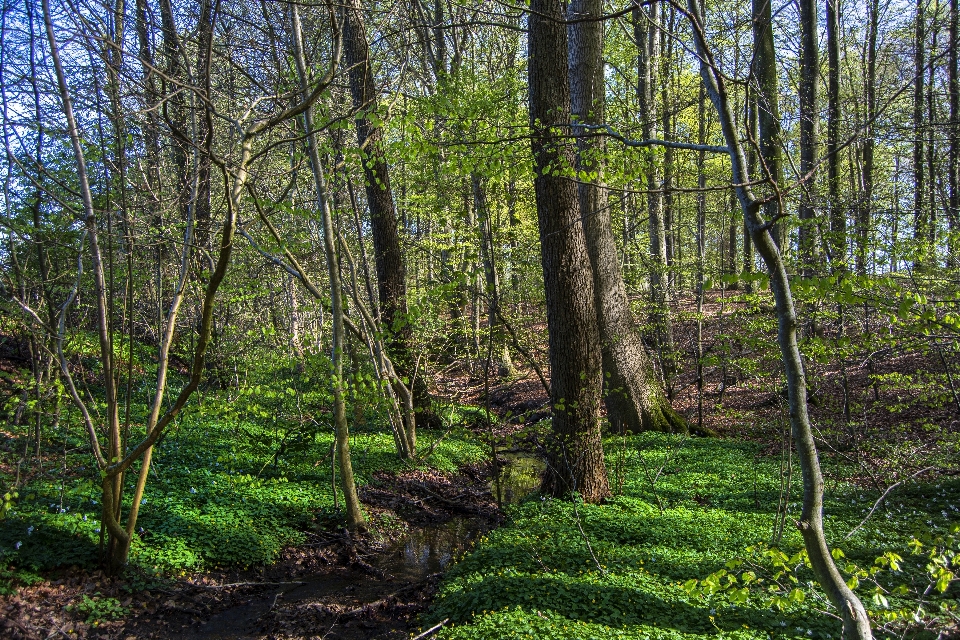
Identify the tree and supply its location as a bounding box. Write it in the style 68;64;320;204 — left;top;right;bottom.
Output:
38;0;343;571
529;0;609;503
342;0;436;434
292;5;364;529
635;2;676;373
951;0;960;266
797;0;818;275
569;0;688;434
826;0;844;269
751;0;785;250
685;1;873;635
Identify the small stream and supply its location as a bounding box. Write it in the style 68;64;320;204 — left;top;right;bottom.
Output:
186;453;543;639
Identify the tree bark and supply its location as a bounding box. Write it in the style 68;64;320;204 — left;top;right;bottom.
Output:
293;7;364;530
826;0;844;270
570;0;687;434
798;0;818;275
529;0;609;503
342;0;435;430
752;0;784;249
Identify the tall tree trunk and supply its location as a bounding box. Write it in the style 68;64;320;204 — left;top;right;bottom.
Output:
292;8;364;530
661;7;675;290
635;2;676;381
927;14;939;262
798;0;818;276
194;0;214;257
914;0;928;269
857;0;879;275
570;0;687;434
529;0;609;503
951;0;960;267
827;0;844;270
473;174;514;377
342;0;435;430
752;0;784;249
744;88;757;288
686;1;873;635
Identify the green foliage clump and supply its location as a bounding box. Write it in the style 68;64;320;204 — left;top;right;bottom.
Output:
66;594;129;624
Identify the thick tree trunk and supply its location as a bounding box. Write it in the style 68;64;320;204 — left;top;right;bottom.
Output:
342;0;435;429
529;0;609;503
687;2;872;635
798;0;818;276
570;0;687;434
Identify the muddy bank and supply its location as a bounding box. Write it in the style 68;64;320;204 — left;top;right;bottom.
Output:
2;455;543;640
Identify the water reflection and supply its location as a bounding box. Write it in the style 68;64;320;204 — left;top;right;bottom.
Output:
491;453;545;505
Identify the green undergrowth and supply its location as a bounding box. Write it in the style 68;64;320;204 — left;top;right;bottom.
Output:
424;433;959;639
0;399;487;575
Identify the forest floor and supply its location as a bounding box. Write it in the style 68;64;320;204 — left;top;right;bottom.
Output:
0;457;508;639
1;289;958;638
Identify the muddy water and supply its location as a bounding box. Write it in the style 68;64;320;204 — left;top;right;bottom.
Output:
187;455;542;639
491;452;546;506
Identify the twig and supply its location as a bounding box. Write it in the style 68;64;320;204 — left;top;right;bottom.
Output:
411;619;449;640
191;580;306;589
845;467;934;539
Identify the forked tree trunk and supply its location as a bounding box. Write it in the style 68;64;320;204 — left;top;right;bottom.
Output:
569;0;687;434
686;1;872;636
529;0;609;503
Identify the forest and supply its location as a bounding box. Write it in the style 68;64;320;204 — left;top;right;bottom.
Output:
0;0;959;637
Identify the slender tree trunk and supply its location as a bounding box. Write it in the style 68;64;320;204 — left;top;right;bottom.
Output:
571;0;688;434
827;0;844;270
696;83;707;431
857;0;879;275
687;2;873;635
927;14;939;261
529;0;609;503
744;88;756;288
798;0;818;276
293;7;364;530
194;0;214;258
342;0;435;432
951;0;960;266
914;0;928;268
473;174;514;377
752;0;784;249
635;2;676;380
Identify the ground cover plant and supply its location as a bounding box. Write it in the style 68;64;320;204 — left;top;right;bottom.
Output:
0;391;488;575
3;0;960;637
425;433;960;639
